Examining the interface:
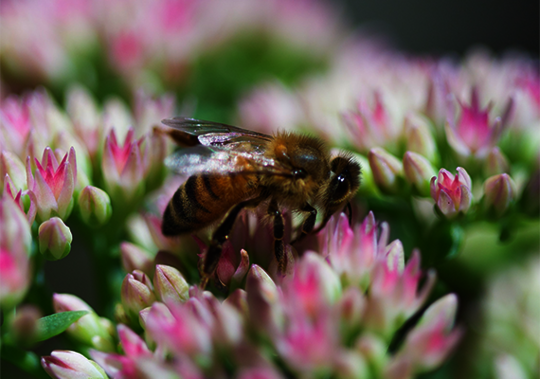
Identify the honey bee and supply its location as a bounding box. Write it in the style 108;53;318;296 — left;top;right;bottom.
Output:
161;117;361;288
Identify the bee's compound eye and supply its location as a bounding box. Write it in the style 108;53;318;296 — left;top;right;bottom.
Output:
293;168;307;179
333;174;350;200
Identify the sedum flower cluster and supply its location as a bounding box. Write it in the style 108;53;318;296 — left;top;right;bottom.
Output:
44;213;461;379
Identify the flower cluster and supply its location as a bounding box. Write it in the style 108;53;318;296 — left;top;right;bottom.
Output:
0;87;174;269
45;213;461;379
0;0;341;91
238;48;538;224
0;2;537;379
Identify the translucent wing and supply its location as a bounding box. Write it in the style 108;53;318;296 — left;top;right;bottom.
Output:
165;145;292;177
162;117;272;153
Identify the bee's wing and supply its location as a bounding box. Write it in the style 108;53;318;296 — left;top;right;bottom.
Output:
165;146;292;177
162;117;272;151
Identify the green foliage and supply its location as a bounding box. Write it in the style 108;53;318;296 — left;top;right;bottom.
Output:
34;311;89;342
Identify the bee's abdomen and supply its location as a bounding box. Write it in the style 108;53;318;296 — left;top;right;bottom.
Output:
162;174;257;236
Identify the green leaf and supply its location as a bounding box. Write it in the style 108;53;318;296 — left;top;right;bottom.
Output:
34;311;88;342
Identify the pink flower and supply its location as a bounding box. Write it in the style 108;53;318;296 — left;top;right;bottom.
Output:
344;92;400;153
27;147;77;221
145;301;213;358
322;212;391;289
102;128;145;204
364;250;436;336
445;89;513;160
430;167;472;218
0;96;31;154
0;246;30;310
387;294;462;374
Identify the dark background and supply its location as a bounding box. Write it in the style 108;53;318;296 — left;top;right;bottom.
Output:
334;0;539;57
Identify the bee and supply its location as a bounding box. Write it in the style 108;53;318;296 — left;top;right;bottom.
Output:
161;117;361;288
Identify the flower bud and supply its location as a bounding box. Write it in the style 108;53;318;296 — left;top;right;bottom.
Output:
484;147;510;177
483;173;517;217
403;152;437;197
430;167;472;218
38;217;72;260
101;128;145;208
1;150;26;191
368;148;404;194
41;350;108;379
11;305;41;346
53;294;115;351
0;219;31;309
120;242;154;275
397;294;462;371
1;193;32;253
66;85;101;160
404;113;438;163
121;270;156;316
246;265;283;334
78;185;112;227
154;265;189;304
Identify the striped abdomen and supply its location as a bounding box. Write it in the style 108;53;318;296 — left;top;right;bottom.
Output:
162;174;259;236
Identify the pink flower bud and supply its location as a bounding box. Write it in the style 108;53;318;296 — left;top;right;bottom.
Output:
246;265;283;334
133;90;175;136
11;304;42;346
120;242;154;275
395;294;462;372
3;174;37;224
78;186;112;226
102;128;145;205
404;113;438;164
38;217;72;261
344;92;400;153
368;147;404;194
41;350;108;379
403;151;437;197
154;265;189;304
1;150;26;191
27;147;77;221
66;86;101;160
53;294;115;351
484;147;510;177
483;173;517;217
0;249;30;311
282;252;341;317
145;301;212;357
121;270;157;316
326;212;390;289
0;95;33;157
365;250;436;337
1;194;32;253
430;167;472;218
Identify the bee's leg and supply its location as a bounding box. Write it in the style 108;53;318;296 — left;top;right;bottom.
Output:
201;196;265;289
268;200;287;274
291;203;317;244
345;202;353;225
